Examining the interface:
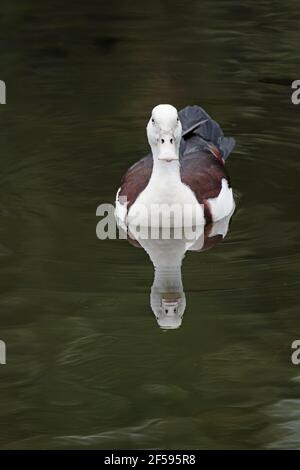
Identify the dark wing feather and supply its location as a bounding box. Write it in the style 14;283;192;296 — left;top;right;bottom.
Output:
179;105;212;135
180;105;235;160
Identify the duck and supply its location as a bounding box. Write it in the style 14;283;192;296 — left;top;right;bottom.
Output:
115;104;235;228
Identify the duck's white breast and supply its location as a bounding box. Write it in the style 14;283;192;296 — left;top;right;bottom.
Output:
127;179;205;227
116;176;234;228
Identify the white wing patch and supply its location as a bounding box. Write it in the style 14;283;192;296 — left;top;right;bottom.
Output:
207;178;235;222
115;187;128;225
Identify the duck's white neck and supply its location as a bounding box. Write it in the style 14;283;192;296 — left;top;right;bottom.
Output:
152;159;180;182
137;237;185;292
149;146;181;184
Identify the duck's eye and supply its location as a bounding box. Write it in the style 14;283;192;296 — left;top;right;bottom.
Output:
161;138;165;144
177;117;179;122
170;138;173;144
152;118;155;124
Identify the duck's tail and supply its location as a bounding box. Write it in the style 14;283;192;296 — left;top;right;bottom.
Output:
179;105;235;161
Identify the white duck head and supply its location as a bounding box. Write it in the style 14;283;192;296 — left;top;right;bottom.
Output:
146;104;182;162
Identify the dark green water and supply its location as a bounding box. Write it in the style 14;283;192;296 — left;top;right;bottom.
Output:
0;0;300;449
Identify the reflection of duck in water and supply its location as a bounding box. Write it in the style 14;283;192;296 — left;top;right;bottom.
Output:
126;214;234;329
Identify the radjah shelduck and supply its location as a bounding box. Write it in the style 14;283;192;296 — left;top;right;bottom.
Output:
115;104;235;228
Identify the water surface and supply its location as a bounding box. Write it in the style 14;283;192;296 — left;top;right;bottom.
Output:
0;0;300;449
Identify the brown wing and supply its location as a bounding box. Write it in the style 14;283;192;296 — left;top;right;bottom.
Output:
180;150;230;202
118;148;230;223
118;155;153;209
180;149;231;225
